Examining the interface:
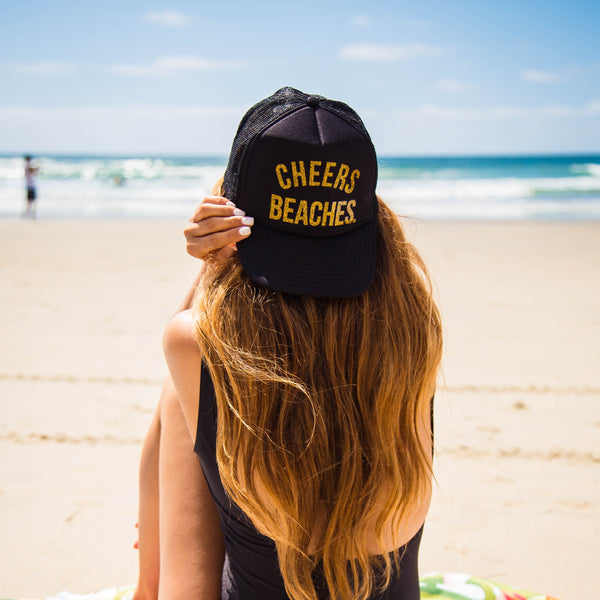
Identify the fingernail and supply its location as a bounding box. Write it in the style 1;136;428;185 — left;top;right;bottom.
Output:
233;208;245;216
241;216;254;226
226;201;236;207
239;226;251;236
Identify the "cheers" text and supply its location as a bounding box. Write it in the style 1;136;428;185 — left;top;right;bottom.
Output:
275;161;360;194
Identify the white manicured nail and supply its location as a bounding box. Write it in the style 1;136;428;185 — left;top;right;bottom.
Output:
241;216;254;226
226;201;236;207
233;208;245;216
239;226;251;236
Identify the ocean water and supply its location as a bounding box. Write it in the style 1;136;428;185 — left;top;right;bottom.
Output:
1;154;599;220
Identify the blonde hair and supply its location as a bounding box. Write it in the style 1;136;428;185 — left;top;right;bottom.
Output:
193;189;442;600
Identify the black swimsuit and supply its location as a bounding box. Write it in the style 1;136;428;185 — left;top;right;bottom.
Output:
194;363;425;600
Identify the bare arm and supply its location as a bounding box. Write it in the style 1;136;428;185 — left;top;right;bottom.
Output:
134;193;253;599
157;193;254;597
157;371;225;600
174;267;205;315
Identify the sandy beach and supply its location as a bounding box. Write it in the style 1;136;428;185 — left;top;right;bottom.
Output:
0;218;598;599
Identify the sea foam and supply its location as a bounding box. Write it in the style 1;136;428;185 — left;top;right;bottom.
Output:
1;154;599;220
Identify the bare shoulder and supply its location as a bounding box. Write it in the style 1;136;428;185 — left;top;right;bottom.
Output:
163;309;198;353
163;309;202;441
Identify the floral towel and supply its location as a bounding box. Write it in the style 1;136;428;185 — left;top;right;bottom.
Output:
420;573;563;599
3;574;563;600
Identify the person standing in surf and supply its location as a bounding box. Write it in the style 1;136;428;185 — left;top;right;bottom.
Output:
23;155;39;219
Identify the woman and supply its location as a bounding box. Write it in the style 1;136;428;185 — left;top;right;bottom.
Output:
134;88;442;600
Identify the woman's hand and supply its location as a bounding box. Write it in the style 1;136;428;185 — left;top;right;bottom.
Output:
184;196;253;263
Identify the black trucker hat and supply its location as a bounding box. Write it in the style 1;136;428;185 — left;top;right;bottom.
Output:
223;87;378;297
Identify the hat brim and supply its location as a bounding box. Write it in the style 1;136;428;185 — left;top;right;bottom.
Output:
236;217;377;297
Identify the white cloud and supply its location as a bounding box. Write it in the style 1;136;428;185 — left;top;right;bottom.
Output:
587;100;600;115
111;55;242;76
416;104;529;120
396;101;600;121
0;104;242;120
403;19;430;29
0;104;244;154
339;43;441;62
2;101;598;155
434;78;474;93
144;10;193;27
363;102;600;154
4;61;77;74
521;69;565;83
350;15;371;27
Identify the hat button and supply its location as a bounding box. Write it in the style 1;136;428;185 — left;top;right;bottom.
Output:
306;95;321;107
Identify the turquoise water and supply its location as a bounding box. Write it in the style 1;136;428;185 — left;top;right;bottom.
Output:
1;154;599;219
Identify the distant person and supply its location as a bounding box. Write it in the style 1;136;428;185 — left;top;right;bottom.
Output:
23;155;39;219
111;173;125;186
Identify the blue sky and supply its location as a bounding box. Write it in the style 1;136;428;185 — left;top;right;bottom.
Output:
1;0;599;155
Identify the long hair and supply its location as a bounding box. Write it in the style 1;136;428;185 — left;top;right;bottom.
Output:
193;188;442;600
